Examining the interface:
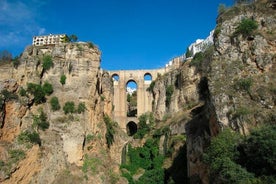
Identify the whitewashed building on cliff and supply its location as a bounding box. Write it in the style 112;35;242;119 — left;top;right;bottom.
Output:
32;34;67;46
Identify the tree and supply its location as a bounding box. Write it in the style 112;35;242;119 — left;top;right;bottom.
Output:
42;81;53;95
12;56;20;68
32;109;49;131
234;18;258;38
60;74;66;85
42;55;53;71
0;50;12;63
63;101;75;114
27;83;45;104
69;34;78;42
50;96;61;111
185;47;192;58
77;102;86;113
238;125;276;176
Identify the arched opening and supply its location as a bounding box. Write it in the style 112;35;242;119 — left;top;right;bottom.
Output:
112;74;119;81
126;121;137;136
126;80;137;117
144;73;152;84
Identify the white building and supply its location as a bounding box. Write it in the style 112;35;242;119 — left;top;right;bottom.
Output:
188;30;214;56
32;34;67;46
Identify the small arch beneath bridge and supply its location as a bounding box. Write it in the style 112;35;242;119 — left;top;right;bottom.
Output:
126;121;137;136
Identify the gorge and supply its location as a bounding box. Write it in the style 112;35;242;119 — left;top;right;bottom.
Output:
0;0;276;183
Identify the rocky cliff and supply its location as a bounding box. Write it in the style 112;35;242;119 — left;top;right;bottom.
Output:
0;43;127;184
148;0;275;183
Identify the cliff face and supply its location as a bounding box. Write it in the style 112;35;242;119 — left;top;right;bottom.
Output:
0;43;123;183
150;1;276;183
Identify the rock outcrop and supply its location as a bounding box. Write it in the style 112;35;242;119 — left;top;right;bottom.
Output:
0;43;123;183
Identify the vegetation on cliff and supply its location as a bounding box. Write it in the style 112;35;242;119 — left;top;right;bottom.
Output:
204;125;276;184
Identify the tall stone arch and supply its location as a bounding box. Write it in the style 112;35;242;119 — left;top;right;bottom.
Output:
108;68;166;132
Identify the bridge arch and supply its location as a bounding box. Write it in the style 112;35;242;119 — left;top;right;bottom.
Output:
126;121;137;136
144;73;152;82
108;69;166;132
112;73;120;81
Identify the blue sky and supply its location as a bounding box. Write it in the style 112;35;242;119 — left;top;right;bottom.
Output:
0;0;233;70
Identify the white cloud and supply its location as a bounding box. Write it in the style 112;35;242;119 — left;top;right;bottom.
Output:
0;0;47;50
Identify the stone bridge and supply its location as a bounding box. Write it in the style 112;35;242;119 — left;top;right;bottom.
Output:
107;58;182;135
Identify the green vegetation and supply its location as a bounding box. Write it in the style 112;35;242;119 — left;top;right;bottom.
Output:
87;41;95;49
18;130;41;145
27;83;46;104
214;25;222;39
204;126;276;183
69;34;78;42
63;101;75;114
127;91;137;117
233;18;258;38
133;113;153;139
103;115;117;148
12;56;20;68
60;74;66;85
165;85;174;107
42;55;53;71
235;77;253;92
218;3;227;14
146;81;155;92
189;52;204;67
121;139;164;184
9;149;26;163
185;47;193;58
1;89;18;101
82;154;101;174
86;134;95;143
239;125;276;177
19;87;27;96
32;109;49;131
77;102;86;114
50;96;61;111
42;81;53;95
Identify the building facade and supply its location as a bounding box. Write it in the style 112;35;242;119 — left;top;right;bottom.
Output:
32;34;67;46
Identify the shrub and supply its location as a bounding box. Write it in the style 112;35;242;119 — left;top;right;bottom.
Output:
19;87;27;96
27;83;45;104
82;154;101;173
235;77;253;92
185;47;193;58
18;131;41;145
147;81;155;92
121;139;164;183
203;129;254;183
218;3;227;15
50;96;60;111
8;149;25;163
104;115;116;148
238;125;276;176
234;18;258;38
63;101;75;114
60;74;66;85
42;55;53;71
12;56;20;68
33;109;49;131
1;89;18;101
77;102;86;114
42;81;53;95
133;113;151;139
87;41;95;49
165;85;174;107
189;52;204;67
